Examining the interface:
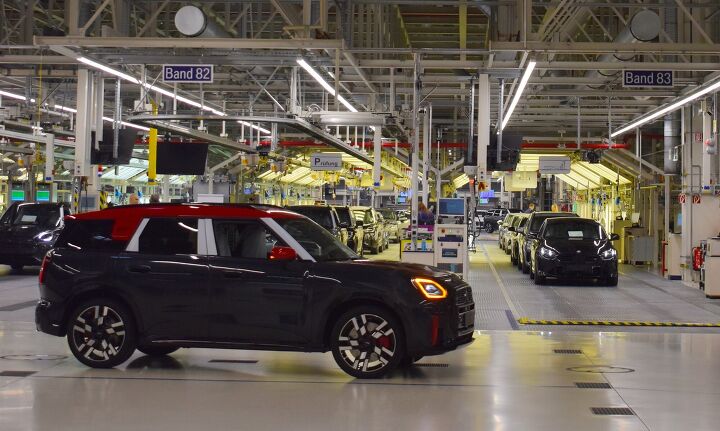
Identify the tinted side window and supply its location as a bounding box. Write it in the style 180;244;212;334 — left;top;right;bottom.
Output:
212;220;285;259
138;218;198;255
55;219;124;251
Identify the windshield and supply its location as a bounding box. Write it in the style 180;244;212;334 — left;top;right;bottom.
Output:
379;210;396;221
335;207;352;226
544;220;606;240
530;213;576;232
289;207;333;230
12;204;61;228
276;218;358;261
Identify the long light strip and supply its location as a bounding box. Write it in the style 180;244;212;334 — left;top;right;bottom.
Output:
611;79;720;137
51;103;150;131
297;58;358;113
79;57;271;134
501;60;537;131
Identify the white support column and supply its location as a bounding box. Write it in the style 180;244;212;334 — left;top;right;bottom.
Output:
410;54;421;249
94;75;104;149
373;126;382;189
74;69;93;178
422;105;430;205
702;99;714;188
44;133;54;182
477;74;490;172
162;175;170;202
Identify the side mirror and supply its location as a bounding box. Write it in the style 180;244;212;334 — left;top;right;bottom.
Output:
356;221;364;228
527;232;537;239
610;233;620;241
340;222;349;229
268;246;297;260
508;226;516;232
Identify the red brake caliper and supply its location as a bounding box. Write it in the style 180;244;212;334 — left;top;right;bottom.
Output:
376;335;391;349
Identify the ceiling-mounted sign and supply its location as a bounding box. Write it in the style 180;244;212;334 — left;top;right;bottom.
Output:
310;153;342;171
622;70;673;88
162;65;213;83
539;156;571;174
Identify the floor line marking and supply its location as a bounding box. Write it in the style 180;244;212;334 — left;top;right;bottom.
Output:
505;309;520;330
479;241;522;319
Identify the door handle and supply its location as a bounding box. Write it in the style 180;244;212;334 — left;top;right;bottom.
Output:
128;264;152;274
223;271;244;279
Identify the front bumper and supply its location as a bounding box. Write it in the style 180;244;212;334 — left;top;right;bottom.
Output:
405;282;475;357
0;241;51;266
538;257;617;279
35;299;66;336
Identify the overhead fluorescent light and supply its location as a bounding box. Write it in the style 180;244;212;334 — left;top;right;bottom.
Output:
237;121;271;135
611;79;720;137
297;58;358;113
78;57;140;84
501;60;537;131
0;90;28;101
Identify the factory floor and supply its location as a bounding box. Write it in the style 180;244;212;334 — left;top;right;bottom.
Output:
1;238;720;430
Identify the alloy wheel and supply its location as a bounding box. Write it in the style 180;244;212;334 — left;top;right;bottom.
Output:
71;305;126;362
337;313;397;374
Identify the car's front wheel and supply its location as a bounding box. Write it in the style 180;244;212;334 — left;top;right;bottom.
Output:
67;299;137;368
330;306;405;378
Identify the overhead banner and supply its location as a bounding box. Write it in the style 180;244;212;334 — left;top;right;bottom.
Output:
539;156;571;174
622;70;673;88
162;65;214;83
310;153;342;171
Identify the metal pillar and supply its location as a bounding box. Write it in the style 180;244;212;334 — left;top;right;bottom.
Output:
477;74;489;172
422;105;430;205
373;126;382;189
44;133;54;182
497;78;504;164
74;69;93;179
410;53;421;250
702;99;714;187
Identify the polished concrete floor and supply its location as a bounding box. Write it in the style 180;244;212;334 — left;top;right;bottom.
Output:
1;238;720;430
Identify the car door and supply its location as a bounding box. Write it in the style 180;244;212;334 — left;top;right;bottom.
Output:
115;217;210;341
206;218;312;346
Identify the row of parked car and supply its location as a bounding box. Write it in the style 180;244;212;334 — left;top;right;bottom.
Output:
497;211;620;286
287;205;410;255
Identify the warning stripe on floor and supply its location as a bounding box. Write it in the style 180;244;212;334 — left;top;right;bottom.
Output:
518;317;720;327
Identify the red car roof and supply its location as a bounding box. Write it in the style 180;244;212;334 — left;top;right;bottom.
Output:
66;203;302;241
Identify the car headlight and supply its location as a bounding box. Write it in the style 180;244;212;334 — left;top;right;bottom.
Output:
411;277;448;300
602;248;617;259
34;231;55;242
539;247;557;258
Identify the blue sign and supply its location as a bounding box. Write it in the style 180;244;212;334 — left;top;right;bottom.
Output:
623;70;673;88
479;190;495;199
162;65;214;83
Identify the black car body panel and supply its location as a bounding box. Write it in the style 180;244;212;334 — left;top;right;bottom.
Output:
36;205;474;365
0;202;69;267
530;218;618;281
518;211;578;270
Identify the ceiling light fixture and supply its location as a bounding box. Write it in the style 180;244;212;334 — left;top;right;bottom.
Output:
501;60;537;131
297;58;358;113
611;79;720;137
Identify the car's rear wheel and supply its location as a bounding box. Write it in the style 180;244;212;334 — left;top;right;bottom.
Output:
330;306;405;379
67;299;136;368
534;273;546;285
137;345;179;357
522;261;530;274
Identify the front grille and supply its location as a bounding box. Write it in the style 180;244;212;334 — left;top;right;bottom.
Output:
454;283;475;335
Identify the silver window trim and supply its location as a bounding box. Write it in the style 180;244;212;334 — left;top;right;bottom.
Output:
198;219;210;255
261;217;315;262
125;218;149;252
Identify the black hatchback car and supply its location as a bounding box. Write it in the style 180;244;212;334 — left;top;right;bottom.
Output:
0;202;69;271
36;204;474;378
529;217;619;286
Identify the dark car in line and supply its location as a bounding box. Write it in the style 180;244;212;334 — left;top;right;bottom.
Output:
0;202;70;271
507;214;528;264
35;204;474;379
351;206;384;254
530;217;619;286
333;206;365;255
287;205;348;246
518;211;578;274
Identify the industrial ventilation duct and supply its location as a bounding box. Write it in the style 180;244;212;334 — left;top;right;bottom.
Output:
174;5;230;38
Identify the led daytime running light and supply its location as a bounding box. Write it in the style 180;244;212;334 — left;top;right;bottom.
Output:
411;277;448;300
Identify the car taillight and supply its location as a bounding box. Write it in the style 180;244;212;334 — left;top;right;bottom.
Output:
39;253;51;284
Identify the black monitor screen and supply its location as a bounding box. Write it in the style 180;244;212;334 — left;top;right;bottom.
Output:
439;198;465;215
91;127;137;165
157;142;209;175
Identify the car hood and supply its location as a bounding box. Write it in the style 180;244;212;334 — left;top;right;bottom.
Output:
543;238;613;254
316;259;462;285
0;224;48;241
